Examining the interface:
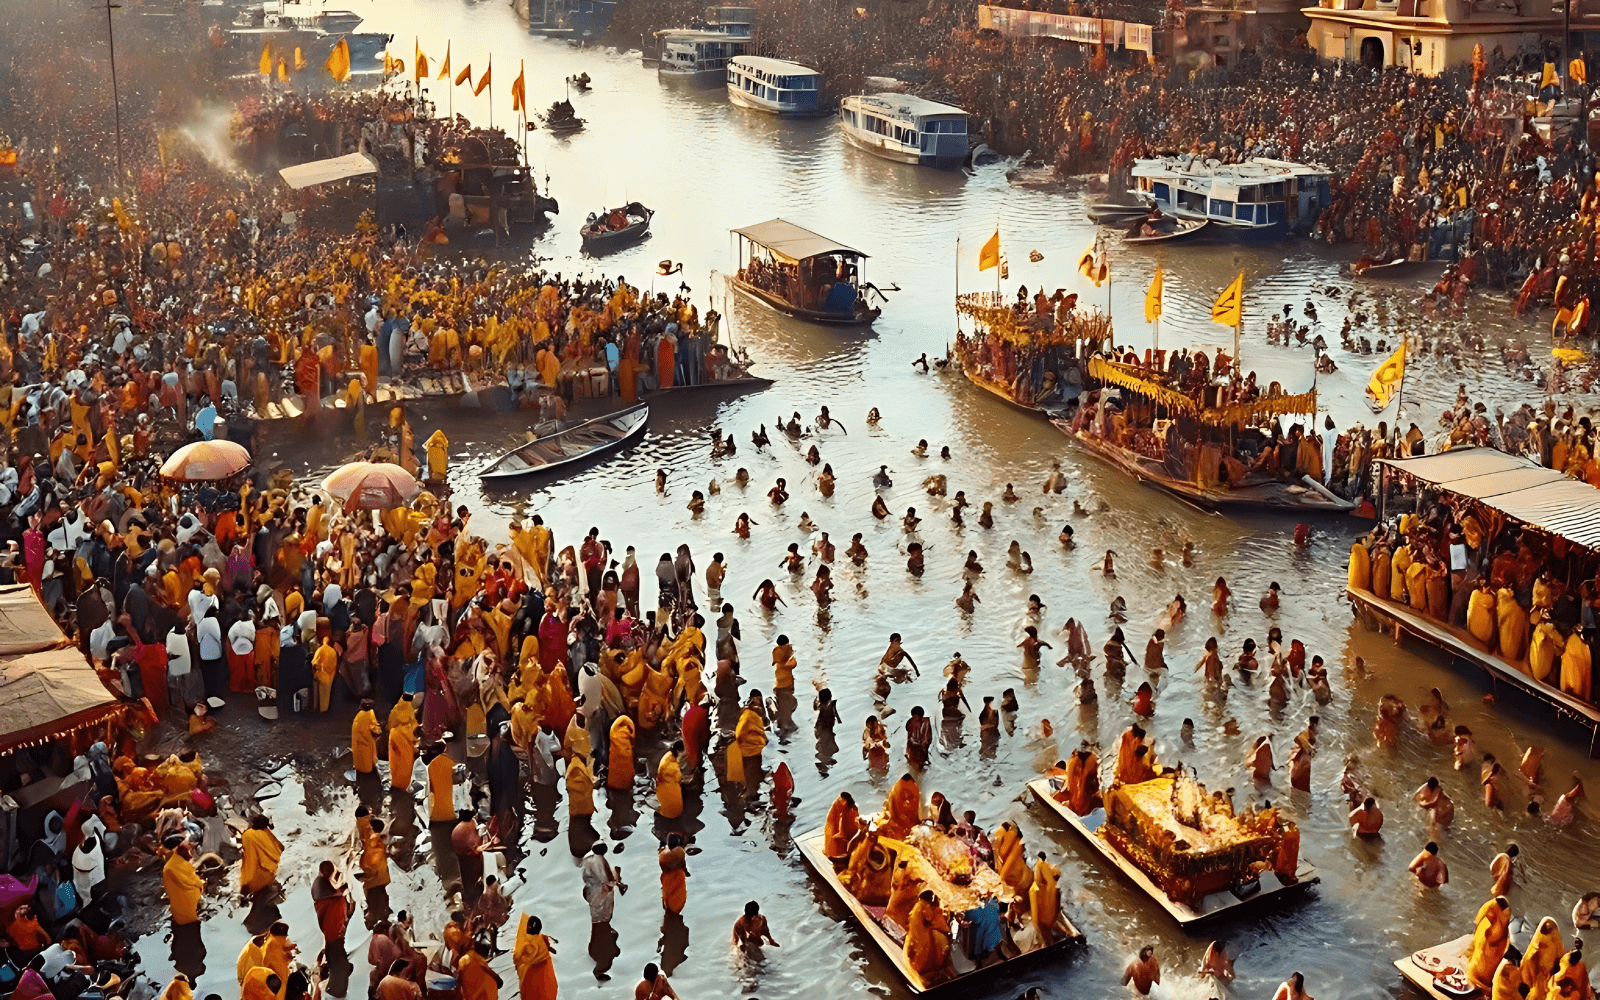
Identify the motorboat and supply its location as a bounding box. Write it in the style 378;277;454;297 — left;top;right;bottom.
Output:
726;56;823;115
581;202;653;253
839;93;968;170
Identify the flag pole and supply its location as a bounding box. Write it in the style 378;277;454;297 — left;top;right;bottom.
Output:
489;54;494;129
954;235;960;334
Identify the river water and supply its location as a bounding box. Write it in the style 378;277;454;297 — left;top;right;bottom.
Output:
127;4;1600;999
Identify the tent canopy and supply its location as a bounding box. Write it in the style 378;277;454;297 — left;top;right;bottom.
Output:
732;219;866;262
0;646;120;755
0;584;70;656
278;151;379;190
1378;447;1600;550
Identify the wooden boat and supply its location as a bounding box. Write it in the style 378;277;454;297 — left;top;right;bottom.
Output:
1123;217;1209;245
651;372;774;395
1393;935;1481;1000
1026;778;1319;927
731;218;883;326
580;202;653;253
794;827;1083;995
952;291;1106;418
1087;202;1151;224
1054;419;1356;513
541;100;586;134
479;402;647;479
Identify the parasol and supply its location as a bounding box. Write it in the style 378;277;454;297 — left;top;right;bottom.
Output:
159;440;252;481
321;461;422;510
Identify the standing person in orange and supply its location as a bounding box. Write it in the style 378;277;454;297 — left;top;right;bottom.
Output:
608;714;636;790
239;815;285;897
351;699;381;775
512;915;558;1000
659;834;688;915
311;861;352;946
387;697;418;791
457;940;501;1000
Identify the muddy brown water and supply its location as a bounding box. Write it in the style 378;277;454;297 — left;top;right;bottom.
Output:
121;5;1600;999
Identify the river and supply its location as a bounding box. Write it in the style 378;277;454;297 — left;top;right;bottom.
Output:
128;4;1600;999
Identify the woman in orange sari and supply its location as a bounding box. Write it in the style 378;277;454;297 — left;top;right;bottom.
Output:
656;329;676;389
513;915;558;1000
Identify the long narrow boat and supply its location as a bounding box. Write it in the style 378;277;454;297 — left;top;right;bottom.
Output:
794;827;1083;995
650;372;774;395
479;403;648;479
1053;418;1357;513
580;202;653;254
1123;217;1209;245
1026;777;1318;928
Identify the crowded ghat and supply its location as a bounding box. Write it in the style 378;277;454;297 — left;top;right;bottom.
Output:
10;0;1600;997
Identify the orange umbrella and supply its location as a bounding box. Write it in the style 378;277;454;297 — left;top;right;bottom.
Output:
159;439;252;481
321;461;422;510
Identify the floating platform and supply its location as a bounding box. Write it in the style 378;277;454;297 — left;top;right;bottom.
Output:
1026;778;1318;928
794;827;1083;994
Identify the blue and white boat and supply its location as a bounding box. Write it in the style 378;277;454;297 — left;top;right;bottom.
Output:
655;6;753;85
726;56;822;115
1129;156;1332;240
839;94;968;170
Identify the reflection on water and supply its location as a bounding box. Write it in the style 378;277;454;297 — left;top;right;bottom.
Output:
132;6;1600;1000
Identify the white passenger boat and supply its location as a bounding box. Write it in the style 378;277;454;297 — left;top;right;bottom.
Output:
655;6;752;85
839;94;969;170
1129;156;1332;240
726;56;822;115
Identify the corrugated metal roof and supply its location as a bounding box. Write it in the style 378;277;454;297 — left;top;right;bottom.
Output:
1378;448;1600;549
731;218;866;261
278;151;378;190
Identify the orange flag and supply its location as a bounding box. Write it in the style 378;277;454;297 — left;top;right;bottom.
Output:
277;56;289;82
455;63;473;88
438;43;451;80
511;61;526;113
473;62;491;96
259;40;272;76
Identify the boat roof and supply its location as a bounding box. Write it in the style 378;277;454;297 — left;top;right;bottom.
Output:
731;55;818;74
278;151;378;189
1376;447;1600;549
1131;155;1330;180
848;93;966;119
658;28;737;40
732;218;866;260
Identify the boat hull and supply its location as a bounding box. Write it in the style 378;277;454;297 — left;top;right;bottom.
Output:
840;125;963;170
727;87;824;116
794;827;1082;994
731;276;879;326
658;66;724;87
480;402;648;479
1053;420;1357;514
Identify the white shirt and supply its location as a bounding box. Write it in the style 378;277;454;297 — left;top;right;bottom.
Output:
229;620;256;655
90;620;116;662
187;589;217;624
166;628;193;676
38;944;73;979
197;616;223;660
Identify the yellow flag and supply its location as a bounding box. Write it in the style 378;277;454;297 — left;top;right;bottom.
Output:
1077;247;1108;288
1365;342;1406;412
383;52;405;77
977;229;1000;271
294;46;306;71
512;61;526;113
1541;61;1559;89
326;39;350;81
1573;58;1588;86
259;40;272;76
1144;267;1163;323
277;56;289;82
473;62;492;96
415;46;429;83
438;43;451;80
1211;271;1243;327
455;63;473;88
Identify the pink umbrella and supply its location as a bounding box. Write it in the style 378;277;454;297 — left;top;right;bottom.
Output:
321;461;422;510
159;440;252;481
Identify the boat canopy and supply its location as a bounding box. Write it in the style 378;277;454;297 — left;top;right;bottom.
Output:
278;151;379;189
732;219;866;262
1376;447;1600;550
1088;356;1317;423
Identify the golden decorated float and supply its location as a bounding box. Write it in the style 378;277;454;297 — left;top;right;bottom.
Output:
1028;768;1318;926
796;807;1082;994
953;290;1110;414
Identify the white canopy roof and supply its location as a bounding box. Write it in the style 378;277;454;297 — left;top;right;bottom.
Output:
278;151;379;190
